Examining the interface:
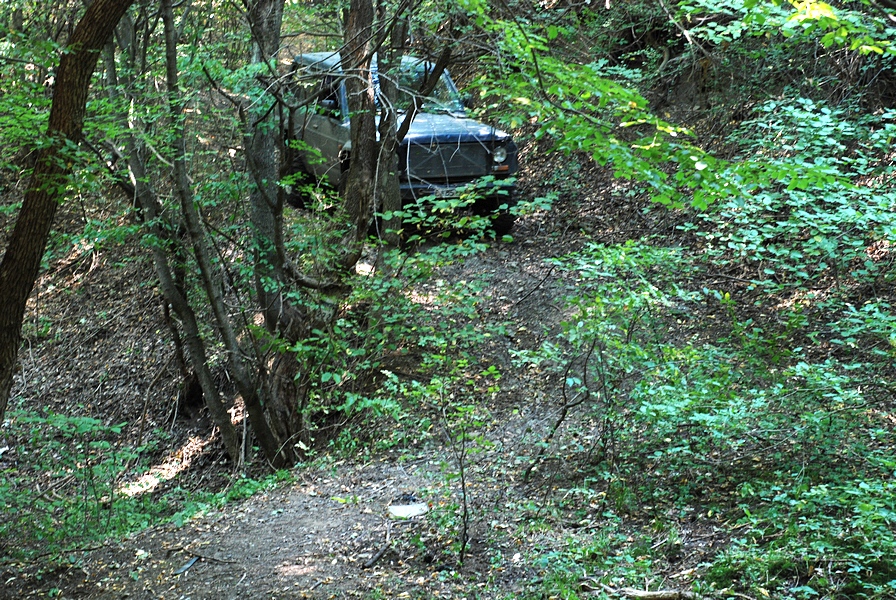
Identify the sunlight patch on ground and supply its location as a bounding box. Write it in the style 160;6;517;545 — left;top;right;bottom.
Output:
117;433;214;498
275;563;319;578
407;289;438;307
356;259;374;276
229;397;247;425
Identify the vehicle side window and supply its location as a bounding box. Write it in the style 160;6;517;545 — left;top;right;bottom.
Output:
313;75;341;120
292;71;342;121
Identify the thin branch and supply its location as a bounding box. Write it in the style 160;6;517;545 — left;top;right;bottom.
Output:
394;46;451;144
283;259;343;291
80;136;136;198
201;63;247;115
282;30;343;39
523;338;599;482
362;521;393;569
595;582;698;600
656;0;714;61
0;55;35;65
511;266;556;309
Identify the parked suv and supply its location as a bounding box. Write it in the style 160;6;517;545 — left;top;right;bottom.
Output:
288;52;519;234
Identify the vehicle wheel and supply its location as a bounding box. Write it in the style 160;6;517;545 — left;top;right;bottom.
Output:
473;194;516;236
491;210;516;236
285;155;315;209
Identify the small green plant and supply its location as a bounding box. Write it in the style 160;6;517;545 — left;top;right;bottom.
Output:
0;409;295;561
438;399;496;565
169;469;293;526
1;411;152;559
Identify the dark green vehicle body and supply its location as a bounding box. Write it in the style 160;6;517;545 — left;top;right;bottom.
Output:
289;52;519;233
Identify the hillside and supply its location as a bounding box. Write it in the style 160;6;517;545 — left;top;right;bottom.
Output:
2;1;895;598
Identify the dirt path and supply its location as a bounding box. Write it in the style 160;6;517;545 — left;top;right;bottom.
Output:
3;159;690;598
58;459;445;599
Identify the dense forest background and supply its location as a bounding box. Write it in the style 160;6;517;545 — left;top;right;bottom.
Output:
1;0;895;598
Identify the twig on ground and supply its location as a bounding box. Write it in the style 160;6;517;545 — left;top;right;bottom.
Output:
177;547;238;564
362;521;392;569
523;338;599;483
511;266;556;309
592;581;698;599
707;273;754;284
172;556;198;575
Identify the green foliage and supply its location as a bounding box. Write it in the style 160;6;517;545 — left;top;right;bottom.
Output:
516;218;894;595
828;301;896;358
689;96;895;314
472;35;736;209
169;469;294;527
277;208;509;452
0;33;55;186
0;407;293;561
749;0;896;55
0;410;160;559
708;477;896;598
516;520;662;599
677;0;896;55
468;8;866;213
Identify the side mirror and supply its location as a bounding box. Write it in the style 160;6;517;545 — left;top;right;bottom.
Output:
461;94;474;110
319;98;339;118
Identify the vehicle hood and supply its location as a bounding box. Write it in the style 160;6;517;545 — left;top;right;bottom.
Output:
400;112;511;145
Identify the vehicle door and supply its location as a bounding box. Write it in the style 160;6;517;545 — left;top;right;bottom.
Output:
294;74;349;185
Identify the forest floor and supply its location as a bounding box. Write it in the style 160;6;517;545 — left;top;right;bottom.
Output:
2;152;720;600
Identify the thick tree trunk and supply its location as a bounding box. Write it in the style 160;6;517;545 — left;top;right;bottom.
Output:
245;0;287;332
340;0;377;268
242;0;311;465
0;0;136;425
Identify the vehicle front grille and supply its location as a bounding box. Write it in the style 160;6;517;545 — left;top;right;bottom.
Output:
400;141;489;184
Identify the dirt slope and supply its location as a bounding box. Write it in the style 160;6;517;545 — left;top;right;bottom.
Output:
3;155;697;599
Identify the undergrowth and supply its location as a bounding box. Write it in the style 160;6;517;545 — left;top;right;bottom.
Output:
512;85;895;598
0;409;293;563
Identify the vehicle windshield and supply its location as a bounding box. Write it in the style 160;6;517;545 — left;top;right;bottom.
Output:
381;63;465;114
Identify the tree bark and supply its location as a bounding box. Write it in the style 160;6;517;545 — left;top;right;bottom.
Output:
373;6;406;252
340;0;377;268
245;0;287;332
0;0;136;425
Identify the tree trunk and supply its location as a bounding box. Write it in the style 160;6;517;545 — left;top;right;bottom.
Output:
373;7;406;253
245;0;287;332
242;0;312;465
0;0;136;425
340;0;377;268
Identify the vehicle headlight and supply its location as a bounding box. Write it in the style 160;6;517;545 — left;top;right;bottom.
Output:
492;146;508;163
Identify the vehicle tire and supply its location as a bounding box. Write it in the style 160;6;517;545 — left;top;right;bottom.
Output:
491;210;516;236
473;194;516;236
285;155;315;209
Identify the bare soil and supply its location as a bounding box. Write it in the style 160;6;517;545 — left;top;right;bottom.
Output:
2;152;720;599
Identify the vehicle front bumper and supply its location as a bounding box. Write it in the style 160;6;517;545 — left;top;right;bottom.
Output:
399;178;516;204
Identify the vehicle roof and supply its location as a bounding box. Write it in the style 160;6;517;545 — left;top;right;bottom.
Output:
293;52;436;73
294;52;342;71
